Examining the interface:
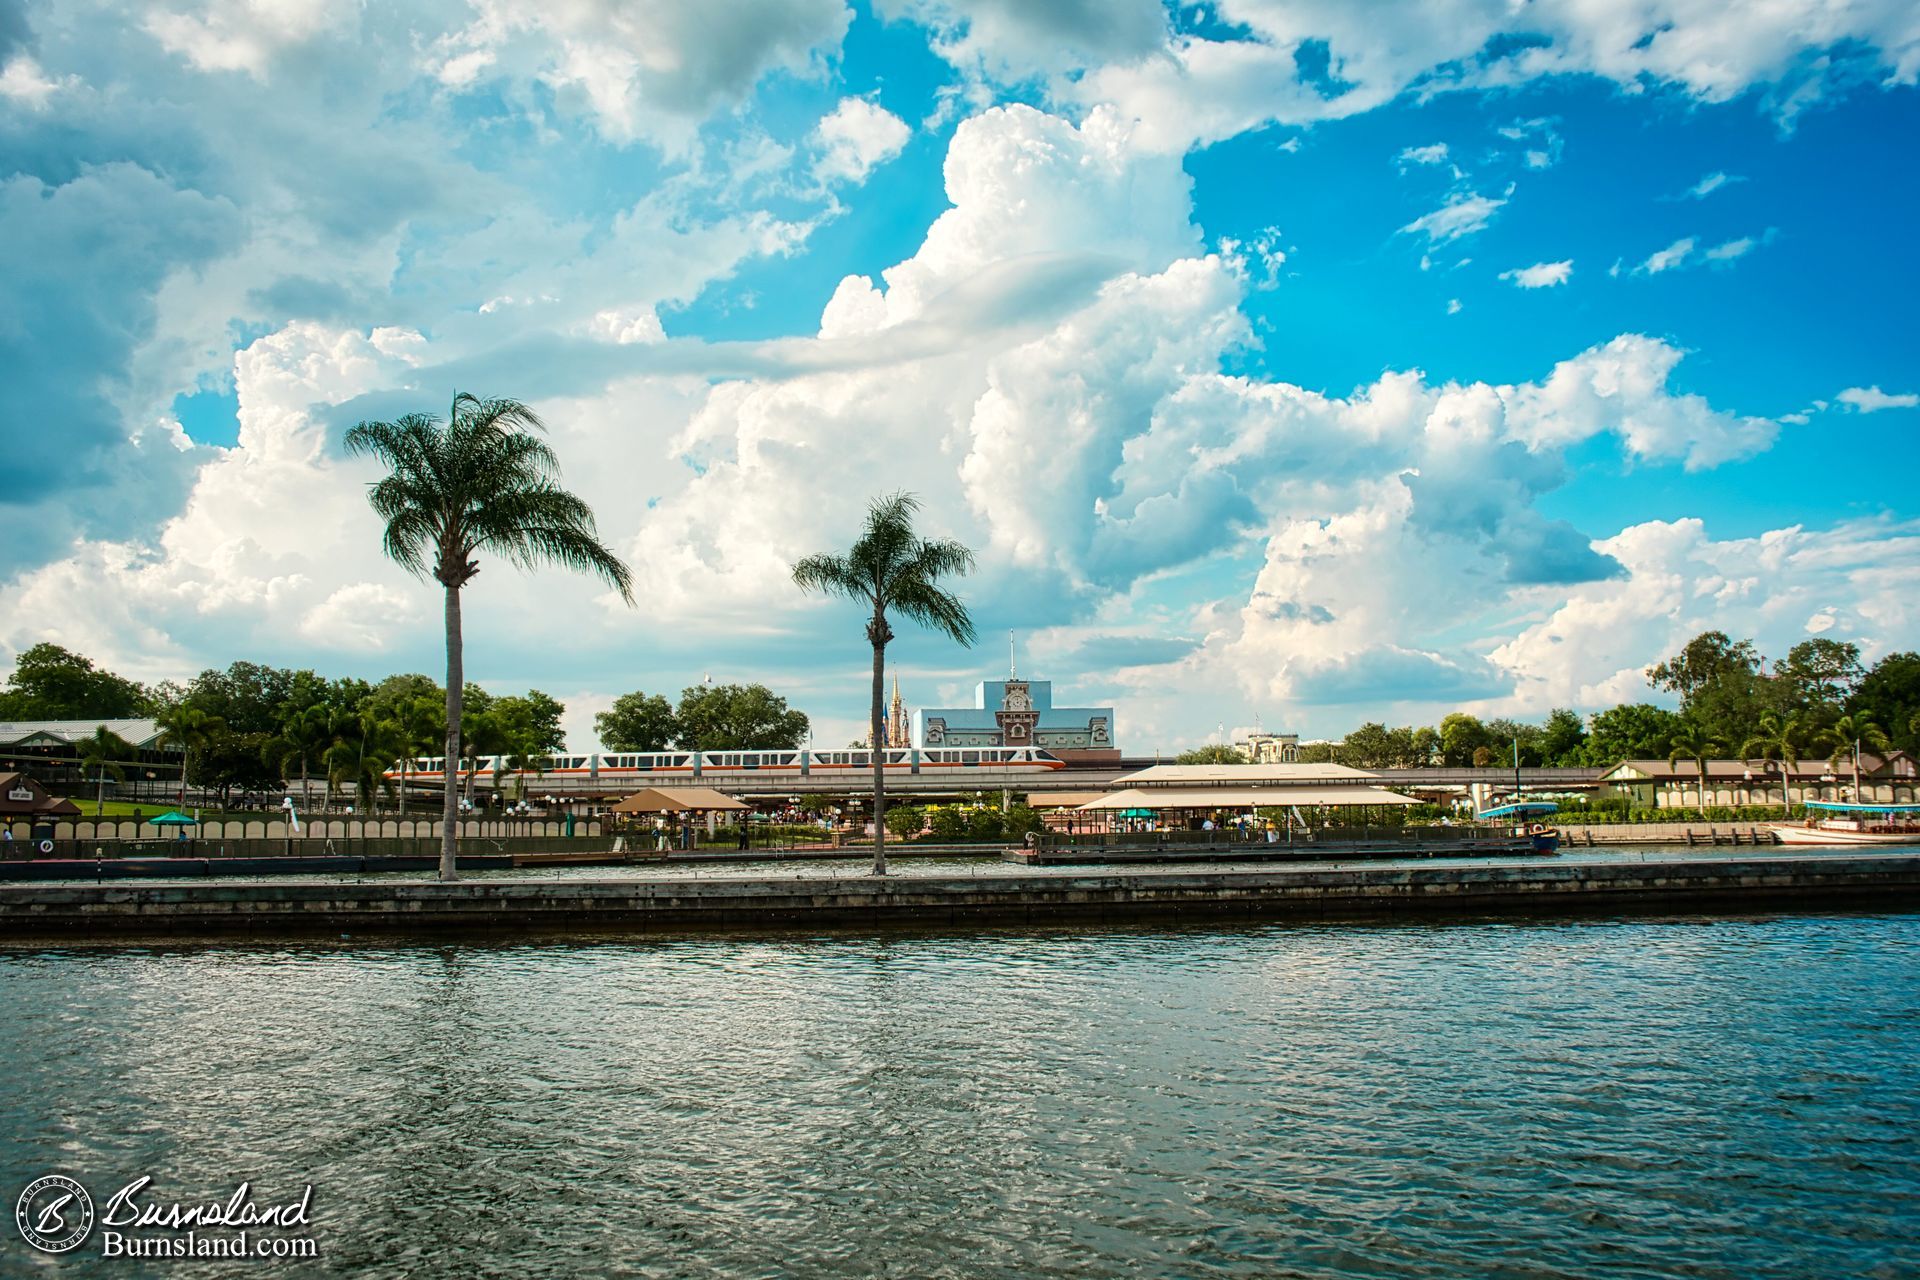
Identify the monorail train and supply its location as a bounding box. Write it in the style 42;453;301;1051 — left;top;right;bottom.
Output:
385;746;1066;788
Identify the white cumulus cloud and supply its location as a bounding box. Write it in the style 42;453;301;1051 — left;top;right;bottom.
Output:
812;96;911;184
1500;259;1573;288
1838;385;1920;412
1400;191;1505;245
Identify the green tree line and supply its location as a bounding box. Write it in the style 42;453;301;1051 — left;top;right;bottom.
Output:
1184;634;1919;772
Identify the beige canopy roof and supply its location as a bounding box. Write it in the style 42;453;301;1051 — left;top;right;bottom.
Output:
1079;785;1417;811
1115;762;1379;785
1031;791;1112;809
610;787;749;814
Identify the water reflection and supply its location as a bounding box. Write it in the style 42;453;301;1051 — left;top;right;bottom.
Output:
1;916;1916;1278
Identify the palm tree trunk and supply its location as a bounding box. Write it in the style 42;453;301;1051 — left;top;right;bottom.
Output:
870;628;887;876
441;583;463;881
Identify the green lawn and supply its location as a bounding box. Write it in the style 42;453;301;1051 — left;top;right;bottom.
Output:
55;798;270;823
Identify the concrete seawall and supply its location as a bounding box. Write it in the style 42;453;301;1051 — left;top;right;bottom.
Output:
2;855;1917;939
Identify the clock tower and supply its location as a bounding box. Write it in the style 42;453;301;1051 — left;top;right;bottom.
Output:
995;678;1039;745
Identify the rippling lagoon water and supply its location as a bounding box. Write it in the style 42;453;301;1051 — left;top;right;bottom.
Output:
4;914;1917;1278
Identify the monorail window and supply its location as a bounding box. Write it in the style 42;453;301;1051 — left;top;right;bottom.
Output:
962;751;980;763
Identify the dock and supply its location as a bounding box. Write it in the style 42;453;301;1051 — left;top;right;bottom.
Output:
1005;832;1540;865
2;854;1916;939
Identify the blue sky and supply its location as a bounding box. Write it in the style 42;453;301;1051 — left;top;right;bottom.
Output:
1;0;1916;750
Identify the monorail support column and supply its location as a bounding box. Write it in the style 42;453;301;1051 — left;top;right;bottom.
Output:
1002;787;1010;813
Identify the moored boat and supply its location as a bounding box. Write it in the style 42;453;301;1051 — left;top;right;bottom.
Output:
1477;800;1561;853
1770;801;1920;846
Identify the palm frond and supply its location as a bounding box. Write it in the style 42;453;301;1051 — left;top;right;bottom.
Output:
792;553;870;603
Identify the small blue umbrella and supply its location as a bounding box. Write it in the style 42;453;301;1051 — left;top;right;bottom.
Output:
149;811;199;826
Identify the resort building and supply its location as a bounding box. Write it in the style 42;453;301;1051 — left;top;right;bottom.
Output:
913;672;1118;763
1237;732;1300;763
0;719;181;798
0;771;82;820
1598;753;1918;808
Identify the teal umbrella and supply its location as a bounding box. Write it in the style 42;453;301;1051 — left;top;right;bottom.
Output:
149;811;199;826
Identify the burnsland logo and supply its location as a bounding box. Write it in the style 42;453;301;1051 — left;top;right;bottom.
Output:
15;1175;318;1260
15;1175;95;1254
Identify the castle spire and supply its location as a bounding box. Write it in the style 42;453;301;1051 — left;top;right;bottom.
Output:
1009;630;1017;679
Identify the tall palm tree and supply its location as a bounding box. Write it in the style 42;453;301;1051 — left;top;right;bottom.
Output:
1740;712;1804;811
1667;724;1720;810
1819;712;1893;800
792;492;976;875
346;393;633;879
155;702;226;808
77;727;133;817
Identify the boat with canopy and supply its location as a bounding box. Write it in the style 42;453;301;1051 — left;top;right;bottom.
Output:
1771;801;1920;846
1476;800;1561;853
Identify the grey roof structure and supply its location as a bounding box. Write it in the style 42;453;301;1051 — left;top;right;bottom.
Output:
0;719;167;749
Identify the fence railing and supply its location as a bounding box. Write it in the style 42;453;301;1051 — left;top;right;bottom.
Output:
3;816;602;845
1031;824;1511;851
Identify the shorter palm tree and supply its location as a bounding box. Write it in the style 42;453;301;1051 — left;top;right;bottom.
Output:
1740;712;1805;811
326;713;402;816
792;492;976;875
390;696;443;817
274;705;333;812
77;727;134;817
1819;712;1893;800
155;702;226;808
1667;724;1720;810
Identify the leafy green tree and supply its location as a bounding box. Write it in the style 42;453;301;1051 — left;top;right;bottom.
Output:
966;808;1004;840
1335;723;1427;768
1539;708;1587;766
927;807;967;840
671;683;808;750
1438;713;1494;767
192;730;283;806
346;392;633;879
1647;630;1766;744
1485;719;1546;767
1647;631;1760;701
1774;639;1864;714
76;726;134;816
792;491;977;876
1581;703;1684;766
1002;804;1044;840
1176;744;1246;764
1409;725;1439;766
366;673;443;717
884;805;924;839
183;661;299;735
1667;724;1721;807
155;702;226;807
1295;741;1338;763
0;643;152;719
1848;651;1920;756
491;690;567;755
327;676;375;716
595;691;678;751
